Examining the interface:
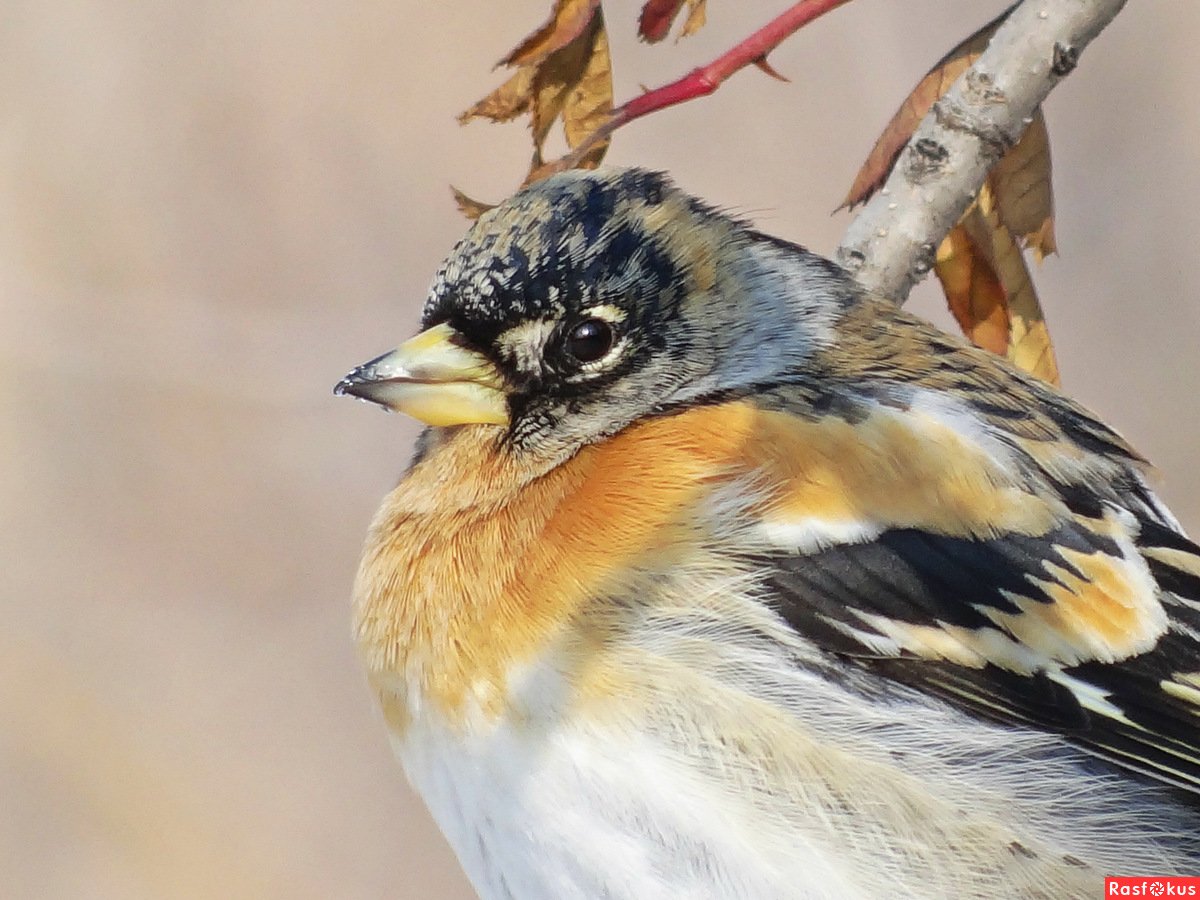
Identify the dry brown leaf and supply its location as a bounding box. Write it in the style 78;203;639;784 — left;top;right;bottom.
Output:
451;186;495;221
529;7;612;171
455;2;611;213
842;7;1054;253
680;0;708;38
934;217;1010;356
936;180;1058;383
560;9;612;165
638;0;707;43
458;66;536;125
969;183;1060;383
991;110;1057;259
844;8;1059;383
500;0;602;69
1006;286;1060;383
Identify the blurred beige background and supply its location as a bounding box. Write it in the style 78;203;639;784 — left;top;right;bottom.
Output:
1;2;1196;898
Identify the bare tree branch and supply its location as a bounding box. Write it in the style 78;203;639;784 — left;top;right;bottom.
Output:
836;0;1128;303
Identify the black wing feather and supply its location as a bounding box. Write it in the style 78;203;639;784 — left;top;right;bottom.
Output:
758;521;1200;801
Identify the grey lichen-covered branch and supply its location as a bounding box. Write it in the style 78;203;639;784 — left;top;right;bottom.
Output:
836;0;1129;304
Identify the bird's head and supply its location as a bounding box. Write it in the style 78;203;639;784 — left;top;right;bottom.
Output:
336;168;856;462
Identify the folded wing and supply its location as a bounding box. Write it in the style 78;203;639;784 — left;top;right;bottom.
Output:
743;383;1200;797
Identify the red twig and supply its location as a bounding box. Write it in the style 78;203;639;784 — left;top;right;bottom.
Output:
545;0;852;176
620;0;851;124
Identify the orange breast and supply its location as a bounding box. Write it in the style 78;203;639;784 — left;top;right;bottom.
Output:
353;403;764;727
352;397;1124;729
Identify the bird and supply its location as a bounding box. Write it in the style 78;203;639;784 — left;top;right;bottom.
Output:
336;168;1200;899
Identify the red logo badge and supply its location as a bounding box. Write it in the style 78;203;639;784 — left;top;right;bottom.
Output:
1105;878;1200;897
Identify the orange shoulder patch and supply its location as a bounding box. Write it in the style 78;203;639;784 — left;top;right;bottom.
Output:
746;407;1058;540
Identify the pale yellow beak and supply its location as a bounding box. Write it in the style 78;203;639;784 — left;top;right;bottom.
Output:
335;322;509;427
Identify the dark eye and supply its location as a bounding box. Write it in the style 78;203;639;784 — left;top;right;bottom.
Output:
564;318;614;363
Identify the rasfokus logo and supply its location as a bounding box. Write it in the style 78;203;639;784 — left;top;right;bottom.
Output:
1106;878;1200;896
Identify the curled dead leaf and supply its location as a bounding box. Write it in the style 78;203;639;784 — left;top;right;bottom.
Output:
458;66;535;125
990;111;1057;259
1006;290;1060;384
451;186;495;221
529;6;612;174
638;0;707;44
935;218;1010;356
679;0;708;38
499;0;602;69
937;184;1059;384
844;5;1059;384
559;9;612;166
456;0;612;205
973;184;1059;384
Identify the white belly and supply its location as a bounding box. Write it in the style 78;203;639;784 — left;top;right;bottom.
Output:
384;622;1200;900
381;560;1198;900
394;697;864;900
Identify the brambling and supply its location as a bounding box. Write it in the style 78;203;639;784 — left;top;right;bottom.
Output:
337;168;1200;899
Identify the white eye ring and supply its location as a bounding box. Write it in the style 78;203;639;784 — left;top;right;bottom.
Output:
578;304;627;326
